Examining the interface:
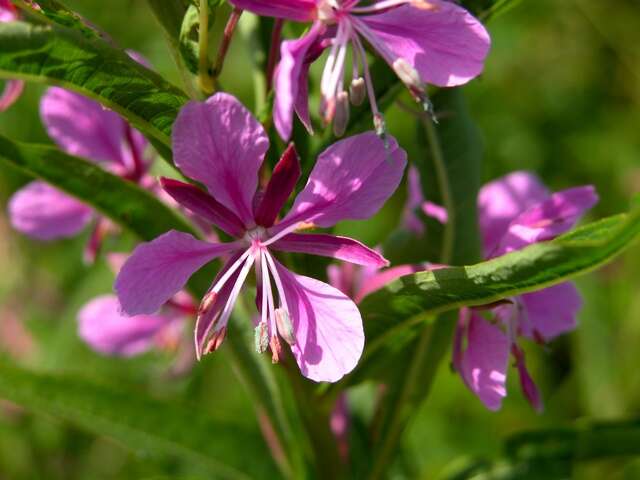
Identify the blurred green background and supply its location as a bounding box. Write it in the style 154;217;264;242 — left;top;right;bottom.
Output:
0;0;639;478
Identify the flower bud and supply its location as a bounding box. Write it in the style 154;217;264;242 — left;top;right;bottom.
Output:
349;77;366;106
393;58;422;91
254;322;269;353
275;308;296;346
332;91;350;137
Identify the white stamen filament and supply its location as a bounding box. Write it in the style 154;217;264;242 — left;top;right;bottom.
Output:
320;23;344;98
263;250;290;316
211;248;252;294
349;0;413;14
261;221;304;247
351;34;380;118
260;251;277;337
216;251;256;331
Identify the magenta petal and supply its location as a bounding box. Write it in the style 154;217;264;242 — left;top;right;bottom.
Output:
254;144;301;227
40;87;130;165
496;185;598;254
457;312;510;411
359;1;490;87
274;23;323;140
78;294;174;357
277;132;407;231
519;283;582;341
172;94;269;225
272;233;388;267
160;177;246;237
8;181;93;240
0;0;18;22
0;79;24;112
478;171;549;256
275;261;364;382
115;231;239;316
228;0;317;21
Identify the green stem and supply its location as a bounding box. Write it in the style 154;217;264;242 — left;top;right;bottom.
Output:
197;0;214;95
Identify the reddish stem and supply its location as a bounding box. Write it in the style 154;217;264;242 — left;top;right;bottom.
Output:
265;19;284;93
212;8;243;79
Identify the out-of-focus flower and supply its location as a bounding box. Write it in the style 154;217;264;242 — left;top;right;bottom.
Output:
115;93;407;382
0;0;25;112
7;83;151;261
229;0;490;140
453;172;598;411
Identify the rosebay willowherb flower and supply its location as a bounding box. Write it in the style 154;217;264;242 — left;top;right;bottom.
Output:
229;0;490;140
0;0;24;111
7;85;152;261
452;172;599;411
115;93;407;382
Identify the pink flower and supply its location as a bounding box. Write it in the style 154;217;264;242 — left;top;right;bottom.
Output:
7;86;151;260
0;0;24;112
453;172;599;411
230;0;490;140
115;93;407;382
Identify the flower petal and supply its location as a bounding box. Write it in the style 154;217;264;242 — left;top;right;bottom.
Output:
0;79;24;112
172;93;269;225
78;294;175;357
8;181;93;240
358;1;490;87
0;0;18;22
277;132;407;231
519;283;582;341
228;0;317;21
455;311;510;411
115;231;239;316
478;171;549;256
356;263;427;303
273;23;324;140
275;261;364;382
160;177;246;237
272;232;387;267
40;87;130;164
496;185;598;254
254;144;301;227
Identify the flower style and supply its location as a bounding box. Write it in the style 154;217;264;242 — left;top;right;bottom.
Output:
229;0;490;140
115;93;407;382
0;0;25;111
453;171;598;411
7;86;150;260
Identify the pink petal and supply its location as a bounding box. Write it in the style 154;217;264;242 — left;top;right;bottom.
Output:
0;0;18;22
496;185;598;254
275;261;364;382
172;94;269;226
456;311;510;411
512;345;544;413
78;294;175;357
160;177;246;237
115;231;239;316
228;0;317;21
358;1;490;87
8;181;93;240
273;23;324;140
40;87;130;165
478;171;549;256
0;79;24;112
254;144;301;228
271;233;388;267
276;132;407;231
519;283;582;342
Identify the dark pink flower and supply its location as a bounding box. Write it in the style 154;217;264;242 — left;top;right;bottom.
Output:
7;86;150;259
453;171;598;411
230;0;490;140
115;93;406;382
0;0;24;112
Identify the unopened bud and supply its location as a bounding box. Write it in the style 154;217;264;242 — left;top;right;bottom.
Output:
275;308;296;346
254;322;269;354
270;336;282;364
204;326;226;354
349;77;366;106
393;58;422;90
332;91;350;137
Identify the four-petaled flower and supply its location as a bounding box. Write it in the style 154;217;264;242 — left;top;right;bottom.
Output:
115;93;407;382
453;171;598;411
229;0;490;140
7;85;151;261
0;0;25;112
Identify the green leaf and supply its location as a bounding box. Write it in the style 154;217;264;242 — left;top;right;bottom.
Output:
0;21;190;162
0;360;279;479
356;203;640;382
0;135;196;240
14;0;102;39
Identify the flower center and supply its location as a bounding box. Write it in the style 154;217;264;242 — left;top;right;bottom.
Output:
244;226;267;246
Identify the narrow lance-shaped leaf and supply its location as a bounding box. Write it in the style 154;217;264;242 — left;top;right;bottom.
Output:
0;21;189;162
0;360;279;479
